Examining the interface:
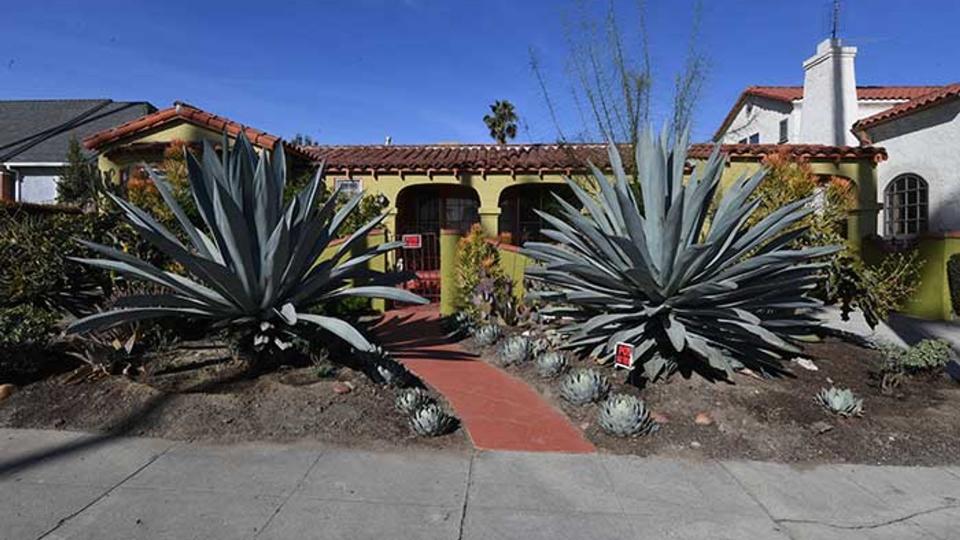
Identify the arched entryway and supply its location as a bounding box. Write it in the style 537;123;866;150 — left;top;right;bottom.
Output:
395;184;480;300
498;183;578;245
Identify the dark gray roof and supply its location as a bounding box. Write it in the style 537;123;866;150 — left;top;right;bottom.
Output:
0;99;155;163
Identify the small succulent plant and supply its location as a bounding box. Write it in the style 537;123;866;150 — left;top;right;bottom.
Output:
409;403;458;437
598;394;659;437
816;386;864;417
395;387;433;415
535;351;568;378
531;336;552;356
498;335;532;365
559;368;610;405
472;324;502;347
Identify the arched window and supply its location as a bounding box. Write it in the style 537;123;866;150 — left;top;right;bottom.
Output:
884;174;928;236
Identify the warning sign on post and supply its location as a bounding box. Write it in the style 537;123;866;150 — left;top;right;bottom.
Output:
614;342;635;369
402;234;422;249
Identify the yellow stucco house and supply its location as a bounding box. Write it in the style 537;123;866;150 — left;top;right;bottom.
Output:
85;102;895;311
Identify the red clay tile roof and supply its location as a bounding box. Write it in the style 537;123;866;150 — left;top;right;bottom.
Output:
853;83;960;137
83;101;310;158
714;85;946;140
303;143;885;174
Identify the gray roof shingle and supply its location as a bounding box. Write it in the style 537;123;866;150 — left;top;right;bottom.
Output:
0;99;155;163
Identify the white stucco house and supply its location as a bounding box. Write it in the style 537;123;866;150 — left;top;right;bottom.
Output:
715;38;960;320
714;38;958;241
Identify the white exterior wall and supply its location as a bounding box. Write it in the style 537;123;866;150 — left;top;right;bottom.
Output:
720;97;903;146
866;99;960;234
720;97;794;144
18;174;60;203
9;166;62;203
857;100;902;122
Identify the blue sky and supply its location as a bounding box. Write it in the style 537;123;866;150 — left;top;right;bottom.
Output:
3;0;957;144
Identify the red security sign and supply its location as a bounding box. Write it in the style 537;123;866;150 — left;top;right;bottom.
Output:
614;342;635;369
402;234;422;249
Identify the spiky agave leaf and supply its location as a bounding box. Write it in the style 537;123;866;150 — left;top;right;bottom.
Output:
521;127;838;381
66;132;426;351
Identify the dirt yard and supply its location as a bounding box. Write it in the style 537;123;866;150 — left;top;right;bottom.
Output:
470;335;960;466
0;344;467;451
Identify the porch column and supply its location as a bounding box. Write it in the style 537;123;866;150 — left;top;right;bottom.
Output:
478;206;501;238
439;228;460;315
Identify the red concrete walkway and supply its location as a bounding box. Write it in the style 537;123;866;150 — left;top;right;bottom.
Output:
373;305;596;453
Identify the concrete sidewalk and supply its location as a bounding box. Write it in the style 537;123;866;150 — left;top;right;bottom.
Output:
1;429;959;540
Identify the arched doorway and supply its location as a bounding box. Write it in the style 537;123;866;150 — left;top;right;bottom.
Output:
395;184;480;300
498;183;578;245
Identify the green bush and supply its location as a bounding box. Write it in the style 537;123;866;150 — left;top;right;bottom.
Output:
0;305;60;351
0;211;116;315
0;305;61;381
454;224;515;326
882;339;953;372
826;250;923;328
948;254;960;316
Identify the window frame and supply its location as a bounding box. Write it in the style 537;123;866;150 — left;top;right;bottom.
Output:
884;173;929;237
778;118;789;143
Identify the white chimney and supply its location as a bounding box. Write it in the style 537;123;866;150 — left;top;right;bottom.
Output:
798;38;859;146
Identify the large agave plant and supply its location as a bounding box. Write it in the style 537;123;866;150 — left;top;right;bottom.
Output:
66;133;426;352
522;129;838;381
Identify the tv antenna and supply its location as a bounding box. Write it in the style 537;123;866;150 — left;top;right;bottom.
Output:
831;0;841;40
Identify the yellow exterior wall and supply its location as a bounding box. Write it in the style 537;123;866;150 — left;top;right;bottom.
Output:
903;236;960;320
320;171;570;239
96;122;230;180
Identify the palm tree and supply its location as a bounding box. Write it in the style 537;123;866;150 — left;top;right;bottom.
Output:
483;100;518;145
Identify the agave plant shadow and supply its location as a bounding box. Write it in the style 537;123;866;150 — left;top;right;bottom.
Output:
370;309;478;362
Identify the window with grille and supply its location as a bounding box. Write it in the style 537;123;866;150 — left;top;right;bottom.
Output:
779;119;789;143
884;173;928;236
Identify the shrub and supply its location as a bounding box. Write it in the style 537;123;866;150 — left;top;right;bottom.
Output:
882;339;953;372
949;254;960;316
0;211;116;315
57;138;99;206
0;305;59;352
752;149;921;328
0;305;61;381
455;224;515;326
523;129;836;382
66;133;426;368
